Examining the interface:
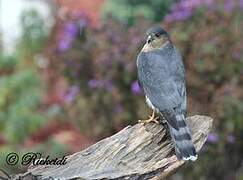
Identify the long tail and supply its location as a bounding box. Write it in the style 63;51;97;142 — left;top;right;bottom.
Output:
162;111;197;161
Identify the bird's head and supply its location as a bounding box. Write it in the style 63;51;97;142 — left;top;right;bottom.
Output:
146;26;170;48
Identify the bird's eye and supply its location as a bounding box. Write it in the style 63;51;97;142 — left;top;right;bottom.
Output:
155;33;160;37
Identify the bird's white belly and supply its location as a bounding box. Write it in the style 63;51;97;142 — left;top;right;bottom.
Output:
145;96;159;113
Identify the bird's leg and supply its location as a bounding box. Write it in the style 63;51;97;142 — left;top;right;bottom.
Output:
138;109;160;124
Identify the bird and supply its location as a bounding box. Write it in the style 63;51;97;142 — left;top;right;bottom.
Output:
136;26;197;161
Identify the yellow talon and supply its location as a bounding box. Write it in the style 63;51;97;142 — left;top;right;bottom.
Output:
138;110;160;124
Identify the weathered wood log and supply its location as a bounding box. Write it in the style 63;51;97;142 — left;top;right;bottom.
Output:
15;115;213;180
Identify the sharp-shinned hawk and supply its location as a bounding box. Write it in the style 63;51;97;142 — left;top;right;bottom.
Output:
136;26;197;161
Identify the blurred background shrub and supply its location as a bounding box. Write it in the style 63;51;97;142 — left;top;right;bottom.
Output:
0;0;243;179
102;0;173;25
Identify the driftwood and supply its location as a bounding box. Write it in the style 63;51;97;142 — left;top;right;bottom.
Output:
15;115;213;180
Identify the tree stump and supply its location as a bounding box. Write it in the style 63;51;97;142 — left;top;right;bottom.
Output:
15;115;213;180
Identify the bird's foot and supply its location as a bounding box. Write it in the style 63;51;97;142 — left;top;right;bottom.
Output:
138;116;160;125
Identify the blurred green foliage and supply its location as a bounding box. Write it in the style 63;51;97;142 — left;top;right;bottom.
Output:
20;10;46;54
0;67;44;143
0;9;59;173
0;10;47;144
102;0;173;25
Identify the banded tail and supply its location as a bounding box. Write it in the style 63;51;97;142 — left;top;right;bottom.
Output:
162;111;197;161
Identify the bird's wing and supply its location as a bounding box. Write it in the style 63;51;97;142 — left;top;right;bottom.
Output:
172;47;187;114
137;48;185;112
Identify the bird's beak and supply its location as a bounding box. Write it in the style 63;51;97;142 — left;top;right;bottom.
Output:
147;35;154;44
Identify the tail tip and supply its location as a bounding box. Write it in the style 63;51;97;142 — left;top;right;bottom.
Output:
182;155;198;161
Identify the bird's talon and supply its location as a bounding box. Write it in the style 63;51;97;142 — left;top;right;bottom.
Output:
138;109;161;124
138;116;160;125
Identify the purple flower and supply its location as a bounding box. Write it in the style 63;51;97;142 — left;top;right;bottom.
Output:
165;0;215;22
167;10;192;22
165;4;193;22
64;22;78;38
207;132;219;143
57;18;88;52
131;80;142;95
88;79;101;89
58;39;72;52
87;79;114;91
226;134;235;144
240;0;243;9
57;21;78;52
224;0;235;12
63;85;79;103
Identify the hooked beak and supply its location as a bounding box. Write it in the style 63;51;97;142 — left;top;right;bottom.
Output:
147;35;154;43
